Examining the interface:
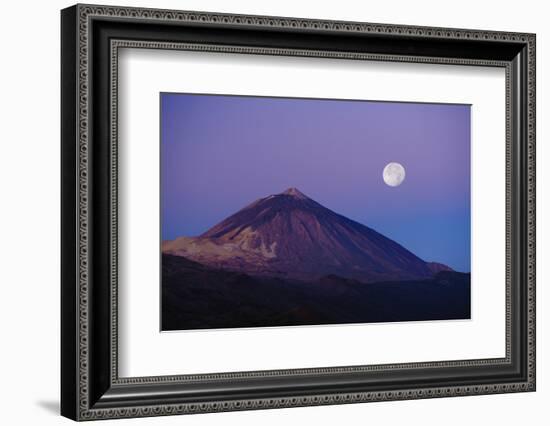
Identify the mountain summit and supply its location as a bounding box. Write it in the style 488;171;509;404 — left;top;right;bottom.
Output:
281;187;309;199
162;188;446;282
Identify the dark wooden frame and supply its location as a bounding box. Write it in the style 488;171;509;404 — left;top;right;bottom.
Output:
61;4;536;421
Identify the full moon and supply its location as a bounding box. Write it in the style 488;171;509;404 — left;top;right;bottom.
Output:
383;162;406;187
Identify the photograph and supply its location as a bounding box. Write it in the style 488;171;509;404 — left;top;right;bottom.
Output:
160;93;472;331
58;3;536;420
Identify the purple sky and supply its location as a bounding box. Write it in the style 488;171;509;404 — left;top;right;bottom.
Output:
161;93;471;272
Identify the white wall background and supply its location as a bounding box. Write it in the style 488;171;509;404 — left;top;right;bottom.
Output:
0;0;546;424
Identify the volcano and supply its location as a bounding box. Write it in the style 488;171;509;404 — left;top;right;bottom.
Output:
162;188;448;282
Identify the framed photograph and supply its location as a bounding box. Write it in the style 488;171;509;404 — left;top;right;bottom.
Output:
61;4;536;421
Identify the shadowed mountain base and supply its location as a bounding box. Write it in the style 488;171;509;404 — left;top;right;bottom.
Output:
162;254;470;331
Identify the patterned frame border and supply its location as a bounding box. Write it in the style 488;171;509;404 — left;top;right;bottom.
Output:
72;4;535;420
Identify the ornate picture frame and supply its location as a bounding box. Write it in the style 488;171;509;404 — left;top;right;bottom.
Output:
61;4;535;421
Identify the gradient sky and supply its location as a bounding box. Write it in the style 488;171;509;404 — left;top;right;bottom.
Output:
161;93;471;272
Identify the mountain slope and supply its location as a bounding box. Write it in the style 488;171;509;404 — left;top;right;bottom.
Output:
162;188;445;282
